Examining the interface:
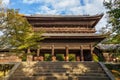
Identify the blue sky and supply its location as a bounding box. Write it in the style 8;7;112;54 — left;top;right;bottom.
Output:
2;0;108;32
8;0;106;15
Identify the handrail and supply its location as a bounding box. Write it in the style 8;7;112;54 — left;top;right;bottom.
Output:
99;62;115;80
4;62;21;80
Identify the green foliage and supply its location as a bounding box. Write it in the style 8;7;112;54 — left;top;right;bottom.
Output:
105;63;120;78
92;53;99;62
56;54;64;61
104;0;120;44
44;54;76;61
69;54;76;61
113;49;120;59
44;54;51;61
17;52;27;61
0;64;14;77
0;9;44;51
103;0;120;59
21;55;27;61
109;35;120;44
0;3;6;29
0;64;13;72
105;64;120;74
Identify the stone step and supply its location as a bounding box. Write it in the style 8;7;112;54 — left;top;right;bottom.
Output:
22;63;100;67
32;73;107;77
77;76;110;80
70;73;107;77
9;62;111;80
18;65;103;70
14;69;105;76
36;63;100;65
19;63;100;67
14;71;107;77
15;68;104;74
9;76;68;80
32;66;100;69
21;62;100;66
87;70;105;73
35;61;99;64
9;76;110;80
36;69;103;72
16;71;104;74
16;63;103;68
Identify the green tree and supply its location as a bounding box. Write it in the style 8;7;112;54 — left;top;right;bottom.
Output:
104;0;120;60
0;0;44;60
0;9;43;50
104;0;120;44
0;0;6;29
0;9;44;61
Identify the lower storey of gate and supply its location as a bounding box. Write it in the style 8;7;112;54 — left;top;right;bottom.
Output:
32;49;93;61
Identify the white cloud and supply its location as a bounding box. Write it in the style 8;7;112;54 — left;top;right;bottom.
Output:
23;0;40;4
54;0;80;9
34;0;106;15
81;0;106;15
1;0;10;7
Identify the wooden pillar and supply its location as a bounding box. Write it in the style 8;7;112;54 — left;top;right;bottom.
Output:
90;44;93;61
51;45;56;61
76;56;80;61
65;45;69;61
80;45;84;61
27;48;32;61
51;45;54;56
37;48;40;57
36;48;40;61
27;48;31;54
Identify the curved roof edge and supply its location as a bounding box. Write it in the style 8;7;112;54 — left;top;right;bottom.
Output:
25;13;104;18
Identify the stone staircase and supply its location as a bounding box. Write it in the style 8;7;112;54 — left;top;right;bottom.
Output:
8;62;113;80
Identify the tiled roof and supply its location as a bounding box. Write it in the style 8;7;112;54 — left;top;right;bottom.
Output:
97;44;120;50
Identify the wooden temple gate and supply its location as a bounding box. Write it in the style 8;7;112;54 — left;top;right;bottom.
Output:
25;14;105;61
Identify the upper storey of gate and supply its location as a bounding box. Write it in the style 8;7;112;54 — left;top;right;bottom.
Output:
25;14;103;33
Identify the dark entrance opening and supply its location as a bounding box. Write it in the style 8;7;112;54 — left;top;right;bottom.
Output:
83;50;92;61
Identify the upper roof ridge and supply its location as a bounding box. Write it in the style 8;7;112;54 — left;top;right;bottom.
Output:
27;13;104;17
